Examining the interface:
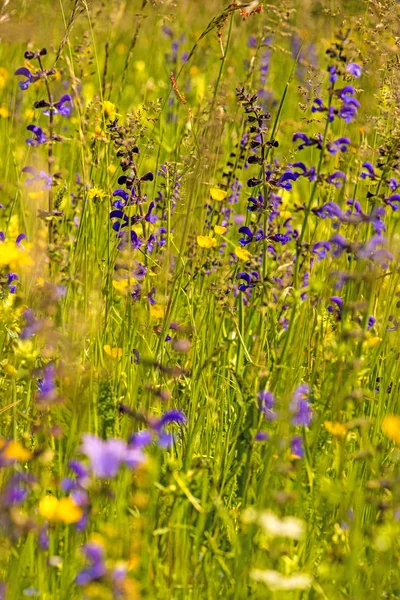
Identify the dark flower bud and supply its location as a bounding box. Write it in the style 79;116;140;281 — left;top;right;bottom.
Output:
40;48;47;56
247;178;263;187
34;99;51;108
24;50;36;60
141;172;154;182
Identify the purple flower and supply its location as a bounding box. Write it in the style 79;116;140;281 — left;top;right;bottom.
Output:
44;94;72;116
238;226;253;246
291;436;304;458
14;67;39;90
258;390;276;421
290;384;312;426
327;137;351;155
76;542;106;586
26;124;47;146
37;364;57;405
346;63;362;78
80;434;143;478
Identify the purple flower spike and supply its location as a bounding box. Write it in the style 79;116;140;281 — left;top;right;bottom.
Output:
290;384;312;426
347;63;362;78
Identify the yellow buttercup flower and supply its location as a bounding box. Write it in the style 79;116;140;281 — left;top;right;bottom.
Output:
0;439;32;461
87;187;106;201
0;67;8;89
235;246;252;261
0;106;9;119
197;235;217;248
324;421;347;438
382;415;400;444
112;277;136;294
0;241;33;269
150;304;166;319
104;345;123;359
214;225;227;235
210;188;227;202
103;100;117;120
39;496;83;524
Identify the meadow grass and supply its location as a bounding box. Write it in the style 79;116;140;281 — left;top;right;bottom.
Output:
0;0;400;598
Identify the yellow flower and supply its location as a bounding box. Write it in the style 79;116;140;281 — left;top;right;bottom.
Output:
197;235;217;248
210;187;227;202
0;106;9;119
382;415;400;444
103;100;117;120
87;187;106;200
0;67;8;89
235;246;252;261
24;108;35;120
112;277;136;294
135;60;146;72
150;304;166;319
0;241;32;269
28;191;44;201
39;496;83;524
364;335;382;348
104;345;123;359
0;439;32;461
324;421;347;437
214;225;227;235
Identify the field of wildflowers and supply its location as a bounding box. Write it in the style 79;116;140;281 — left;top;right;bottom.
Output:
0;0;400;597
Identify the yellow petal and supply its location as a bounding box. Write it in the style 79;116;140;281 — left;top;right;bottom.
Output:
382;415;400;444
39;496;59;520
150;304;166;319
235;246;252;261
104;345;122;358
210;187;227;201
56;498;83;524
214;225;227;235
324;421;347;437
197;235;217;248
2;440;32;461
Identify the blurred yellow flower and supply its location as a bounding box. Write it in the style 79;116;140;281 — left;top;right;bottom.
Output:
197;235;217;248
39;496;83;524
0;106;9;119
235;246;252;261
150;304;166;319
104;345;123;359
103;100;117;120
112;277;136;293
382;415;400;444
0;67;8;89
210;188;227;202
0;241;32;269
0;439;32;461
214;225;227;235
324;421;347;437
364;335;382;348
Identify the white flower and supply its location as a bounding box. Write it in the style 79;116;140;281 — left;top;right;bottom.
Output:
251;569;312;591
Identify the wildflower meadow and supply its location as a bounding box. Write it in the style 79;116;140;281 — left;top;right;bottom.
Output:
0;0;400;597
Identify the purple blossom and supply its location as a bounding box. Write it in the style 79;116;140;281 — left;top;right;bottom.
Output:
290;384;312;426
347;63;362;78
80;434;144;478
258;390;276;420
26;124;47;146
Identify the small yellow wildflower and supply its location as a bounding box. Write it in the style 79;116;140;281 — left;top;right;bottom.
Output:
0;67;8;89
0;439;32;461
214;225;227;235
382;415;400;444
112;278;136;294
135;60;146;72
150;304;166;319
210;188;227;202
28;191;44;201
87;187;106;201
324;421;347;437
364;335;382;349
0;106;9;119
0;241;32;269
235;246;252;261
24;108;35;120
104;345;123;359
197;235;217;248
103;100;117;120
39;495;83;524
